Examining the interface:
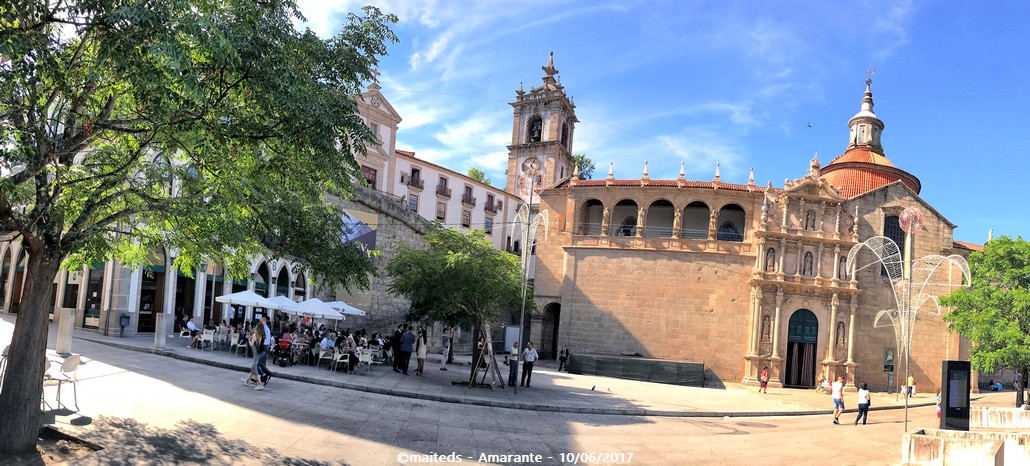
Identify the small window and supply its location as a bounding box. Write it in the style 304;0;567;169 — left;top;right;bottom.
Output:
486;194;495;206
436;202;446;221
513;240;521;255
484;217;493;235
464;185;473;197
461;210;471;228
361;166;377;188
411;167;421;181
408;194;418;211
438;177;448;188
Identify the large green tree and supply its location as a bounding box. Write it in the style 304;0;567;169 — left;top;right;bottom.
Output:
572;153;595;179
467;167;491;186
940;236;1030;407
0;0;394;454
386;226;525;380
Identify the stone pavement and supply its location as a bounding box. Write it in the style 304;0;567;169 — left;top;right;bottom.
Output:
5;314;1016;465
66;326;942;418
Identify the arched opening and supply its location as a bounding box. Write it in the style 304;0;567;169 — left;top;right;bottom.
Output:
0;248;10;308
527;116;543;143
83;262;106;328
577;199;604;235
785;309;818;387
645;200;674;238
293;273;307;301
138;250;167;332
802;251;814;276
717;204;745;242
681;201;710;239
560;122;569;149
610;199;639;237
275;267;290;297
541;302;561;359
883;215;905;276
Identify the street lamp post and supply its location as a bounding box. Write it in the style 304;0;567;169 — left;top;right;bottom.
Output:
514;158;546;395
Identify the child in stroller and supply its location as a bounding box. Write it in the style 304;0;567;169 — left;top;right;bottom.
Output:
272;338;293;367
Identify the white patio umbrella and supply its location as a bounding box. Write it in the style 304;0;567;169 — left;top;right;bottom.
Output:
283;298;346;321
215;290;278;324
327;300;366;316
265;295;296;311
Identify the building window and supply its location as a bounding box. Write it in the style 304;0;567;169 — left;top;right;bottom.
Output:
512;240;521;255
361;166;377;188
438;176;448;188
370;122;379;141
461;210;471;228
484;217;493;235
411;167;421;182
436;202;446;222
408;194;418;211
883;215;906;276
486;193;495;206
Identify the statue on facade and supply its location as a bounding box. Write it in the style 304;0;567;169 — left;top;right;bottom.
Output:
761;316;771;342
805;211;816;231
672;208;682;237
601;207;610;236
766;248;776;272
836;321;846;348
803;252;814;276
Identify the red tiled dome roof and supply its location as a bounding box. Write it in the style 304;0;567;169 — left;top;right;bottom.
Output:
820;149;920;198
826;148;895;167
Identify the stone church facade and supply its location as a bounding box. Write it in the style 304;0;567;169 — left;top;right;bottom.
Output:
524;78;979;392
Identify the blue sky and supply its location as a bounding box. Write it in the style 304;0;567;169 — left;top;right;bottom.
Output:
297;1;1029;244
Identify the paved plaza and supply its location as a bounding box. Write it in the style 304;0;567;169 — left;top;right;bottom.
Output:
0;315;1015;465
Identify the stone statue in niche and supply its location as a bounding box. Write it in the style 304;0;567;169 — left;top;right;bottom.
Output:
766;248;776;271
805;211;816;230
838;257;848;279
637;207;647;236
601;207;610;236
761;316;771;342
672;209;682;237
803;252;814;276
836;321;846;348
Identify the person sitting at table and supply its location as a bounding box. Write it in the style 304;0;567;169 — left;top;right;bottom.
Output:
185;316;201;347
320;331;336;351
345;332;359;372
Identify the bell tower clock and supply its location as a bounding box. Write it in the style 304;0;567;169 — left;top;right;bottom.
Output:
504;52;579;202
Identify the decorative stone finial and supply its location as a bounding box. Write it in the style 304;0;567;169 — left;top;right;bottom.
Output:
571;162;580;180
641;161;649;180
988;228;993;242
713;163;721;182
678;161;685;181
767;180;773;189
748;167;755;186
607;161;614;180
516;81;524;96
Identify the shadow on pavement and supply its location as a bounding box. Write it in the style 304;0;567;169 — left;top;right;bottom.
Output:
72;416;345;466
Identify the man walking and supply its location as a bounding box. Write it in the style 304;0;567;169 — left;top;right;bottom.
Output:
520;341;539;387
831;376;845;424
558;345;570;372
399;324;416;375
391;324;403;372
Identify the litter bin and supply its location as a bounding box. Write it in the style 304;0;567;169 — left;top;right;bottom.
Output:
119;314;131;338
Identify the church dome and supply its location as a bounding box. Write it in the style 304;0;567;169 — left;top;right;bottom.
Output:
820;81;920;198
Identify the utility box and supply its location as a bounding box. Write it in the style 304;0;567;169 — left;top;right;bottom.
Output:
941;360;971;431
119;314;131;338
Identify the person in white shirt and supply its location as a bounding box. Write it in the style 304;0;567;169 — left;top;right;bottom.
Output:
185;316;201;348
520;342;539;387
831;376;845;424
854;382;871;425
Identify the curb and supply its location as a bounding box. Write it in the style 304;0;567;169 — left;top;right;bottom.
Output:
74;335;937;418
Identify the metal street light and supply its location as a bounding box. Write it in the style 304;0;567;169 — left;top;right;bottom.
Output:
513;158;547;394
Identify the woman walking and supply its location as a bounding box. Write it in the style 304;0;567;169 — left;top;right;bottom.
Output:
854;382;872;425
242;323;265;386
415;327;428;376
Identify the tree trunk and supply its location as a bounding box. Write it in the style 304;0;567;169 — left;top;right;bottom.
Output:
1019;367;1028;408
468;320;483;383
0;250;64;455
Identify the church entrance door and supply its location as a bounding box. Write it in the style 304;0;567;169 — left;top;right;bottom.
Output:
785;309;818;387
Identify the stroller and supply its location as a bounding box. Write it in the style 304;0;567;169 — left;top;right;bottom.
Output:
272;339;293;367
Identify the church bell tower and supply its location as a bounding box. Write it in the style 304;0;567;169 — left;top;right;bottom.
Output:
505;52;579;202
